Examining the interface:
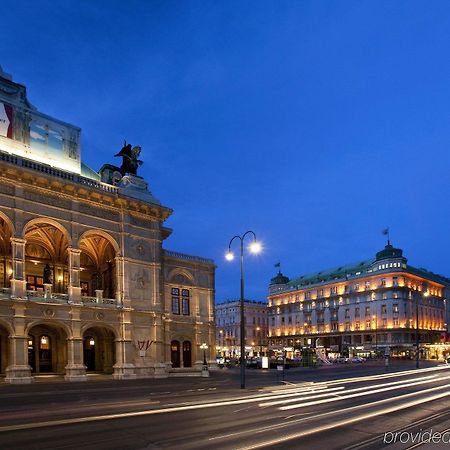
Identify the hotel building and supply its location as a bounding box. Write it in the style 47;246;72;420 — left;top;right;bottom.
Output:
268;243;449;358
0;67;215;383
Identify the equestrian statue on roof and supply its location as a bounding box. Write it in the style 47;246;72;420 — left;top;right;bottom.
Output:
114;140;143;176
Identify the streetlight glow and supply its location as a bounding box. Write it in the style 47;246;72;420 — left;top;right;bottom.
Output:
225;250;234;261
249;241;262;254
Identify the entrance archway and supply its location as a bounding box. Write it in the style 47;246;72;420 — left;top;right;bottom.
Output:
27;323;68;374
171;340;180;368
182;340;192;367
0;324;10;374
82;327;115;373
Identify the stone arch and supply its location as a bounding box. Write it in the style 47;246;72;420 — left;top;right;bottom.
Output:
23;218;71;243
78;230;120;254
25;319;73;340
0;210;15;236
167;268;195;286
80;322;119;339
0;318;14;336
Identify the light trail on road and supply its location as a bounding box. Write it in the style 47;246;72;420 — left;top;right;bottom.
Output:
1;364;450;450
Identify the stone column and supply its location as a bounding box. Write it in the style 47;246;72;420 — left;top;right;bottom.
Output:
68;248;82;304
65;338;87;381
65;306;87;381
113;309;136;379
153;314;168;378
10;238;26;299
114;256;125;306
5;302;32;384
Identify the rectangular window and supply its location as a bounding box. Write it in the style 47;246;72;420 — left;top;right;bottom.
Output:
181;292;190;316
365;306;371;317
381;304;387;314
171;287;180;315
345;308;350;319
393;304;399;313
355;307;360;317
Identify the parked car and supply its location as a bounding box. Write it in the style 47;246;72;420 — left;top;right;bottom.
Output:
350;356;365;363
336;356;349;363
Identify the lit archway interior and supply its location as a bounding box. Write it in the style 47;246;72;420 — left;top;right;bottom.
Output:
27;323;68;374
0;217;12;289
79;234;116;299
82;326;115;373
24;223;69;293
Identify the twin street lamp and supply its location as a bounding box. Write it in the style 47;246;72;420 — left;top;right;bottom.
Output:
225;231;262;389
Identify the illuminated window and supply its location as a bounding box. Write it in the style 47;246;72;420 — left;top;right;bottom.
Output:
40;335;50;350
393;304;399;313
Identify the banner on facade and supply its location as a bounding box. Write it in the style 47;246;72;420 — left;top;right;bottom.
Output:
0;102;13;138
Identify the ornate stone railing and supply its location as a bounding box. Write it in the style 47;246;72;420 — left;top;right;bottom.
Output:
0;150;118;195
82;296;117;306
164;250;214;265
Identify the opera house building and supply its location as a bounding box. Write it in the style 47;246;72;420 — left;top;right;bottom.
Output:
0;67;215;383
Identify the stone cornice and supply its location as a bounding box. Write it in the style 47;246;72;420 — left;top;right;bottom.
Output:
0;157;173;222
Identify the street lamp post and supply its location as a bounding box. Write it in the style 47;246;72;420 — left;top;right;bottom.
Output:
415;289;428;369
200;343;208;366
256;326;262;356
373;315;378;356
226;231;261;389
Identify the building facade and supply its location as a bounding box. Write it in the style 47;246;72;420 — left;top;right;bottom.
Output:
215;300;268;357
268;243;449;359
0;68;215;383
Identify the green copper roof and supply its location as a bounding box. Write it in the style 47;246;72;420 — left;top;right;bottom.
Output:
288;259;373;288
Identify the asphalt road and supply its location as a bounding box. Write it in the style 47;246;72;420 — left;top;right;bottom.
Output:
0;361;449;450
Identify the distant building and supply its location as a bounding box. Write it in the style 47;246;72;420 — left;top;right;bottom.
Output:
215;300;268;357
0;68;215;383
268;243;450;360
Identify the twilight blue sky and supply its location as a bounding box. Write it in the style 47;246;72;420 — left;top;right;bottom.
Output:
2;1;450;301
